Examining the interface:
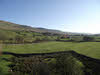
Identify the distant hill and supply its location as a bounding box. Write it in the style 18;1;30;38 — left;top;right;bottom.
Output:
0;20;66;34
0;20;92;36
0;20;94;44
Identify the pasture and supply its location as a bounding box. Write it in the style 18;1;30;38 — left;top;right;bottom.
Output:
3;41;100;59
1;41;100;75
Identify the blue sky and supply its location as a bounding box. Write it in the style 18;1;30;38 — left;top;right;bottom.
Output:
0;0;100;33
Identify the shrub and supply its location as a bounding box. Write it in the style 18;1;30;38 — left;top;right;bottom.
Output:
9;54;85;75
82;36;94;42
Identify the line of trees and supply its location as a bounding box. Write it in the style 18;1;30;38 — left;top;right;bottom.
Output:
0;31;61;44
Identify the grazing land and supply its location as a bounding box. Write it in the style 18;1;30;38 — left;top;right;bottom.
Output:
1;41;100;75
3;41;100;59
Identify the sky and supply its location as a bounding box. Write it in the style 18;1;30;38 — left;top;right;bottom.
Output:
0;0;100;34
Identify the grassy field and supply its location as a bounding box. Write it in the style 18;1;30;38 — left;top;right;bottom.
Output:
1;41;100;75
3;41;100;59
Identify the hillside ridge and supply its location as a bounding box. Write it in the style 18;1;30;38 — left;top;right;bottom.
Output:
0;20;66;34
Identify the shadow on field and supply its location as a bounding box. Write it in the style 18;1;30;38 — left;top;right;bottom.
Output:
2;51;100;75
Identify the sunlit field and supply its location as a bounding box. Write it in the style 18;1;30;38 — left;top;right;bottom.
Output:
3;41;100;59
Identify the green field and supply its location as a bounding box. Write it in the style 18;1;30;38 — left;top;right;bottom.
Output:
3;41;100;59
1;41;100;75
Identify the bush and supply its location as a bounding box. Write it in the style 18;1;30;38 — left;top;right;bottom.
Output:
9;56;51;75
9;54;85;75
82;36;94;42
48;54;84;75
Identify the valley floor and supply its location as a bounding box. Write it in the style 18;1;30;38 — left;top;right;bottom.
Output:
3;41;100;59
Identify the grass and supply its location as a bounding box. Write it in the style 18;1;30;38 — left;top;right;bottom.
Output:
1;41;100;74
3;41;100;59
0;55;12;75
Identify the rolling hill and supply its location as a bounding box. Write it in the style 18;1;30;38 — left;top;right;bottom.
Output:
0;20;66;34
